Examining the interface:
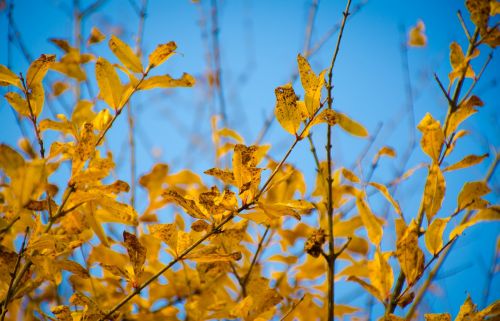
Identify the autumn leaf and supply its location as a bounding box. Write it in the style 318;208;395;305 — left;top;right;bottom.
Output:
5;92;30;117
163;189;208;219
297;53;326;116
456;181;490;211
408;20;427;47
448;42;477;83
396;220;425;286
274;84;307;135
95;57;123;109
138;73;196;90
423;164;446;223
443;153;488;172
417;113;444;163
337;112;368;137
450;206;500;239
26;54;55;87
446;95;483;137
123;231;147;283
0;64;22;88
148;41;177;69
424;313;451;321
356;196;383;246
109;35;144;73
87;26;106;45
425;217;450;255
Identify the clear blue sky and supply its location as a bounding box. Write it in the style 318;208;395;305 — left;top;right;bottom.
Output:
0;0;498;319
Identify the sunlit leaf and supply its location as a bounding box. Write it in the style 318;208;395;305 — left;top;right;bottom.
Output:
356;197;383;246
417;113;444;163
423;164;446;223
425;217;450;255
0;64;21;88
450;206;500;239
109;35;144;73
274;84;307;135
95;57;123;109
457;181;490;211
148;41;177;69
123;231;147;282
408;20;427;47
443;153;488;172
297;54;325;116
27;54;55;87
138;73;195;90
337;112;368;137
396;220;424;286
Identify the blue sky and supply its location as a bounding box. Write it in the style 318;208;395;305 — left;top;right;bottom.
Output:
0;0;499;319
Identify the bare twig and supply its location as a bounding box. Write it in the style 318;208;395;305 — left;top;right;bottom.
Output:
325;1;352;319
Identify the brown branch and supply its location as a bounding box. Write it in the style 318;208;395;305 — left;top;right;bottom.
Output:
325;1;352;320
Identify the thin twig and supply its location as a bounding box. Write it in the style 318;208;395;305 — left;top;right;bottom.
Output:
325;1;352;319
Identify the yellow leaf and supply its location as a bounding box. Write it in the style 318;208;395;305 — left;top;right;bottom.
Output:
149;223;178;250
342;168;360;183
457;181;490;211
230;296;253;319
0;144;25;178
71;123;96;174
138;73;196;90
373;146;397;164
423;164;446;223
26;54;55;88
55;259;90;279
109;35;143;73
334;304;359;318
5;92;30;117
417;113;444;163
176;230;193;255
424;313;451;321
87;27;106;45
448;42;476;83
337;112;368;137
274;84;306;135
28;82;45;117
123;231;147;281
297;54;325;116
408;20;427;47
369;182;402;217
356;197;383;246
455;295;477;321
163;190;208;219
95;196;139;225
204;168;235;186
52;81;69;96
466;0;490;32
257;200;313;220
450;206;500;239
396;220;424;286
148;41;177;69
0;64;21;88
95;57;123;109
369;250;394;301
444;153;488;172
425;217;450;255
446;96;483;137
